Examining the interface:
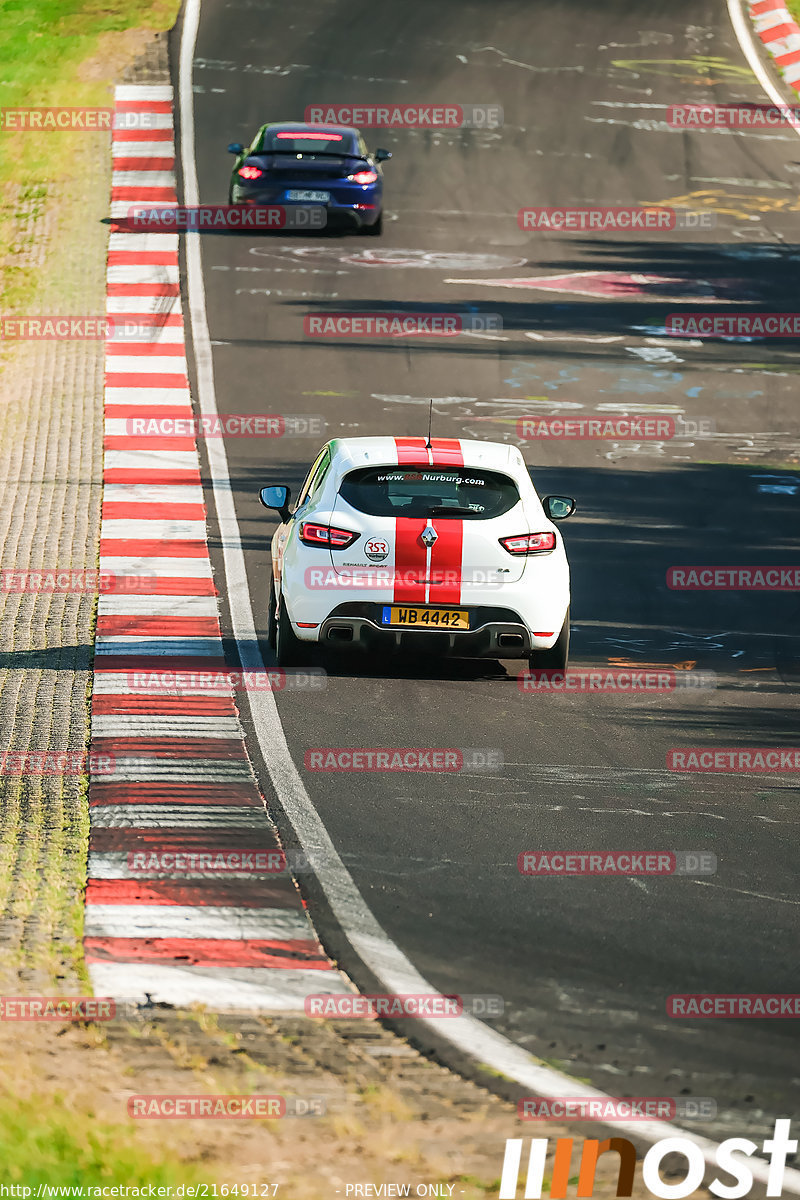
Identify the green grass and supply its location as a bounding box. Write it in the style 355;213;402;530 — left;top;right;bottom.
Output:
788;0;800;25
0;1089;211;1187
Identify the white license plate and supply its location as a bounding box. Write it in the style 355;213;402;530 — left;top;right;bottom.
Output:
286;189;329;202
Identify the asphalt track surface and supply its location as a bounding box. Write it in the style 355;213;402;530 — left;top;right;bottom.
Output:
178;0;800;1144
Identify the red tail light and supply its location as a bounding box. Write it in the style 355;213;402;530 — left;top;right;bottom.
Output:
348;170;378;185
299;522;359;549
238;165;264;180
500;532;556;555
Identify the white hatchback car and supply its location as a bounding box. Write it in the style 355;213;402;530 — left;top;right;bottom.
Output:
259;436;575;669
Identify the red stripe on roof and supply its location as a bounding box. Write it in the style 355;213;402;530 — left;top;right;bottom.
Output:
428;437;464;466
394;436;431;465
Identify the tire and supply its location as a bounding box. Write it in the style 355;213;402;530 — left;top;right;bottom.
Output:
267;577;278;650
276;593;306;667
363;211;383;236
528;609;569;672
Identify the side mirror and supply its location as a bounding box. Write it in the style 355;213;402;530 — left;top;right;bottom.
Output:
543;495;576;520
259;485;291;522
227;142;245;155
374;148;392;163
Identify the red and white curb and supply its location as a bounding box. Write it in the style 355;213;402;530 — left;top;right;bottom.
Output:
749;0;800;89
87;83;350;1009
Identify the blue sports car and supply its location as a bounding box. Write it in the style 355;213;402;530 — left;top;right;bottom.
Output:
227;122;391;234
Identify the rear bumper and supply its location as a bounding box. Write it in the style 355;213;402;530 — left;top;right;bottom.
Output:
229;189;381;227
313;605;539;658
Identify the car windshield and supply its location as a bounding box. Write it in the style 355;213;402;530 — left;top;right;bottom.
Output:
338;466;520;520
260;130;357;156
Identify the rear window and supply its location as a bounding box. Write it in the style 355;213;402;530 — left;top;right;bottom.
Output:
260;129;357;156
338;467;520;520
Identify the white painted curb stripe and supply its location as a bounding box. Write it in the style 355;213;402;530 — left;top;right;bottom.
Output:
747;0;800;89
88;963;352;1008
85;905;312;940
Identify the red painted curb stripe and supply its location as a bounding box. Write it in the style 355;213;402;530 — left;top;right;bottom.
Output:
115;100;174;113
775;46;800;64
84;937;333;968
107;251;179;266
105;313;184;327
91;736;246;758
97;577;216;596
92;695;233;716
96;615;221;638
107;282;180;296
105;407;195;421
112;129;174;142
99;538;208;557
111;187;176;202
105;345;186;356
103;469;202;484
86;880;297;908
752;0;787;12
760;20;797;40
104;436;197;451
105;371;188;387
111;158;176;171
101;502;207;520
89;781;262;805
96;655;230;673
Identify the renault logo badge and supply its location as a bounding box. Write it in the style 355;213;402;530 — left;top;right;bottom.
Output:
421;525;438;548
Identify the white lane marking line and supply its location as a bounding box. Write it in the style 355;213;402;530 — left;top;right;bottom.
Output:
179;0;800;1179
692;879;800;905
87;963;352;1007
89;805;260;826
84;904;312;940
729;0;800;123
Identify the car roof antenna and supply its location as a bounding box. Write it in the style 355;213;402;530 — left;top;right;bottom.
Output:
425;399;433;449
